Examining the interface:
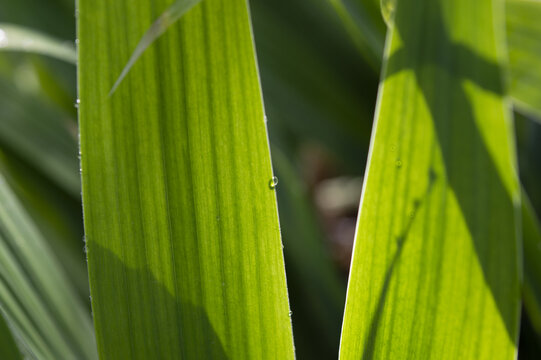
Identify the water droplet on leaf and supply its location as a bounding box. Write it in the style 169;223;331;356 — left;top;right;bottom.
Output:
269;176;278;189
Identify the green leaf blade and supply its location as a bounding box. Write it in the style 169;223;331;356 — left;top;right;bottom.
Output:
78;0;294;359
330;0;541;124
0;78;80;197
506;0;541;120
340;0;521;358
0;174;96;359
0;23;76;64
327;0;385;70
108;0;202;95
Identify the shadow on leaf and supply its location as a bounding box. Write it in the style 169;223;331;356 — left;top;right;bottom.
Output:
89;242;228;359
362;0;519;356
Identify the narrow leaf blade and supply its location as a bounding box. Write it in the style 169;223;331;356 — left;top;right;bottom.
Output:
340;0;521;358
0;23;76;64
0;173;96;359
108;0;202;95
0;77;80;197
329;0;541;124
326;0;385;70
78;0;295;358
506;0;541;120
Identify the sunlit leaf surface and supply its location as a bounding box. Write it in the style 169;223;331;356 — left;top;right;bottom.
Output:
108;0;202;95
78;0;294;358
340;0;521;358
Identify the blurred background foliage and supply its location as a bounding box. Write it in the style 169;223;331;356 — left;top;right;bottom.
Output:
0;0;540;358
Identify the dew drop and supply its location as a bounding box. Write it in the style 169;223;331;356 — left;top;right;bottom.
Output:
269;176;278;189
75;98;80;108
395;160;402;168
288;310;293;317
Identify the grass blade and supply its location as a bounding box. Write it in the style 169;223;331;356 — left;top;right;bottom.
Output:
0;173;96;359
78;0;295;358
379;0;395;26
0;23;76;64
326;0;385;70
0;77;80;197
0;152;88;301
506;0;541;120
340;0;521;358
108;0;202;95
328;0;541;124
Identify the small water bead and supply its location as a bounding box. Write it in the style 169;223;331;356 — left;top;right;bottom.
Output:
269;176;278;189
395;159;402;168
288;310;293;317
75;98;80;108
